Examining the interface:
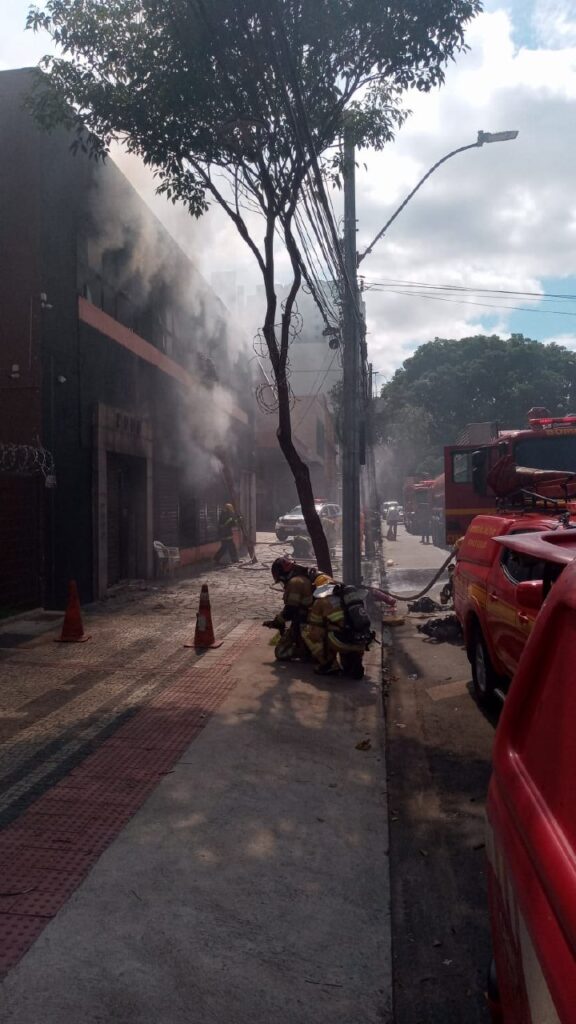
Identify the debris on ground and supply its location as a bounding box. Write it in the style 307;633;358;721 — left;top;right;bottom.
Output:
407;596;442;614
355;738;372;751
417;615;463;644
292;535;314;559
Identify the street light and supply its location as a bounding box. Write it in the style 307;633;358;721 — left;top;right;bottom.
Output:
341;128;519;583
477;130;519;145
358;129;519;265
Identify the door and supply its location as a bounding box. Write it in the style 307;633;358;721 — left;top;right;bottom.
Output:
106;453;146;586
485;543;544;676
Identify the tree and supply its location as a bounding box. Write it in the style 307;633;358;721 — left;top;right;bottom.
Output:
375;333;576;488
28;0;481;572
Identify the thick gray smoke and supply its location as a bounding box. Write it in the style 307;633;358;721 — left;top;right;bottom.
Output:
83;155;254;483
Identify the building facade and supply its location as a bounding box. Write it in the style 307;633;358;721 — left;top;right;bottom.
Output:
255;393;338;529
0;69;255;611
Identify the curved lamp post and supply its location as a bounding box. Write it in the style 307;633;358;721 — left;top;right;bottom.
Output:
357;130;519;267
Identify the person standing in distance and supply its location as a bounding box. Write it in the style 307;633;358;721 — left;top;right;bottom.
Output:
213;503;239;564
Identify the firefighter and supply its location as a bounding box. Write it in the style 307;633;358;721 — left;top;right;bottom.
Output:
263;558;333;660
213;503;239;564
302;584;371;679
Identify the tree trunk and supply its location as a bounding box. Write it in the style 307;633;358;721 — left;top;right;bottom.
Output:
276;377;333;576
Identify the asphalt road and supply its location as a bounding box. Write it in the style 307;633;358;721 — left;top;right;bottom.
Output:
385;527;497;1023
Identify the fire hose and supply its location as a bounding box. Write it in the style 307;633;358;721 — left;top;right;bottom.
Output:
266;548;457;605
374;547;457;603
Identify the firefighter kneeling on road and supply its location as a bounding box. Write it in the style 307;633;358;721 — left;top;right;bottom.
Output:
302;582;373;679
263;557;333;662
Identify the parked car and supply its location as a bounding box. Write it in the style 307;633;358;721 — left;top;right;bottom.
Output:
382;500;399;515
275;501;342;542
486;528;576;1022
454;510;574;705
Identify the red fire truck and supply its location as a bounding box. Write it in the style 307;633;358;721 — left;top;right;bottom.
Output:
443;414;576;546
403;475;446;545
403;478;435;534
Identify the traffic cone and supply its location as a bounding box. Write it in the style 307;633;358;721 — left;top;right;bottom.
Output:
185;584;223;650
55;580;91;643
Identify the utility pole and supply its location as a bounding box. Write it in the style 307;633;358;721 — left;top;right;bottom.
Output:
341;123;362;583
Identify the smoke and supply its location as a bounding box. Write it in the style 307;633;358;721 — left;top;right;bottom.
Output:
82;151;254;488
373;443;399;500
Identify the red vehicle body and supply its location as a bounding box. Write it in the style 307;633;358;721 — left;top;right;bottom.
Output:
487;528;576;1022
443;415;576;546
403;478;435;535
454;510;575;704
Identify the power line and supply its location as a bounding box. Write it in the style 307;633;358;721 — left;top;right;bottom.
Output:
363;276;576;303
365;285;576;318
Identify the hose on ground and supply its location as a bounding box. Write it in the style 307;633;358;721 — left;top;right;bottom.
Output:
382;548;457;602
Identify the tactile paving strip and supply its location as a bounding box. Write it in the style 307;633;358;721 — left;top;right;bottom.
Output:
0;622;261;977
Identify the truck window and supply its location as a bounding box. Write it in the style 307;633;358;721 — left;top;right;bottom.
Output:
500;549;546;585
514;434;576;471
452;451;472;483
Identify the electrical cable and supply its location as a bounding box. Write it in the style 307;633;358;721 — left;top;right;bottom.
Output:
363;276;576;302
364;286;576;318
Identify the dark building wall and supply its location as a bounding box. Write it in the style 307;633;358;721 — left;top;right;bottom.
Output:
0;70;45;608
0;68;255;611
37;100;94;607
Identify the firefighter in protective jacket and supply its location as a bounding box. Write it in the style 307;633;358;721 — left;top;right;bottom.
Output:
263;558;332;660
302;584;372;679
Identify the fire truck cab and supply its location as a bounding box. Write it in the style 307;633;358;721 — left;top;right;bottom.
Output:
444;415;576;546
454;508;576;705
487;529;576;1022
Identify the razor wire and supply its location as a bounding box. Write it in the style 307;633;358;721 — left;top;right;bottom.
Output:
0;443;56;482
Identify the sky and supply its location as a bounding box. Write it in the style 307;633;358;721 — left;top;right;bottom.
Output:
3;0;576;384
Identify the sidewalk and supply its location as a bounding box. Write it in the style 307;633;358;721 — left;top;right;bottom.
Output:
0;623;391;1023
0;540;279;828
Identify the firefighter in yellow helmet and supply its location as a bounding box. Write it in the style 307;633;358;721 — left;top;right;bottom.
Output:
263;558;333;660
302;582;372;679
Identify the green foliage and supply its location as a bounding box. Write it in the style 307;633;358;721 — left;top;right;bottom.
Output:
375;333;576;487
27;0;481;225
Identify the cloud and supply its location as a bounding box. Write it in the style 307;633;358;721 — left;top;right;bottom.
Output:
533;0;576;47
350;9;576;376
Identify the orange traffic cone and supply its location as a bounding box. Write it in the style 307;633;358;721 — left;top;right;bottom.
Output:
55;580;91;643
185;584;222;650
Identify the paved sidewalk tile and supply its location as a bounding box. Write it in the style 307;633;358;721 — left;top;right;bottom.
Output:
0;624;260;978
0;627;391;1024
0;543;280;822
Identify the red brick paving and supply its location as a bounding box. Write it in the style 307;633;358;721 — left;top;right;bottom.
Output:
0;623;261;977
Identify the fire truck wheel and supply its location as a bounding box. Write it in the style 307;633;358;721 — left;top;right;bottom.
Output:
471;627;499;707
